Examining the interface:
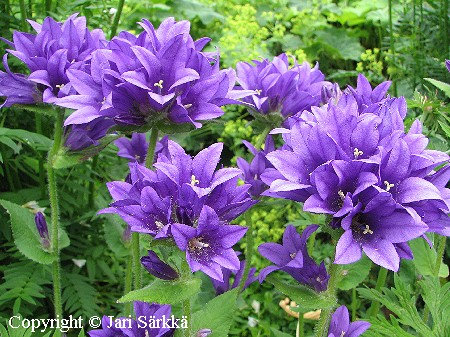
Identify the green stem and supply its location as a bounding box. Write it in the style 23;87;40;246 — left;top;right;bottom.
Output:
367;267;388;317
351;288;357;321
314;262;341;337
239;211;254;292
254;126;271;150
132;232;142;290
388;0;397;96
109;0;125;39
181;261;192;337
19;0;27;31
88;156;98;207
48;110;64;318
124;253;133;317
36;113;46;198
144;128;159;169
297;313;305;337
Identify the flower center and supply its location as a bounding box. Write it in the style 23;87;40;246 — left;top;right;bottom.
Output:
340;332;346;337
353;148;363;159
55;84;65;89
255;89;262;95
290;252;296;259
338;190;345;200
154;80;164;89
384;180;394;192
155;221;164;230
350;216;374;243
362;224;373;235
188;237;209;252
191;175;200;186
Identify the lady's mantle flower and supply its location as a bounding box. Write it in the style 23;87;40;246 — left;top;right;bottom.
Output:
172;205;247;281
235;53;331;120
259;225;329;291
328;305;370;337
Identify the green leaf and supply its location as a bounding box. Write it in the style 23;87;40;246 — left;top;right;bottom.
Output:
315;28;364;60
337;256;372;290
77;328;87;337
265;274;335;311
0;199;70;265
409;237;448;277
102;216;129;258
424;78;450;98
0;128;52;150
15;104;57;117
191;288;239;337
117;277;202;305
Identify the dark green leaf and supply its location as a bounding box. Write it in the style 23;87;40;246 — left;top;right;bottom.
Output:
337;256;372;290
191;288;239;337
0;199;70;265
117;277;202;305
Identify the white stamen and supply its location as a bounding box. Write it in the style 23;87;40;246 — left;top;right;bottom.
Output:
353;148;363;159
384;180;394;192
154;79;164;89
191;175;200;186
362;224;373;235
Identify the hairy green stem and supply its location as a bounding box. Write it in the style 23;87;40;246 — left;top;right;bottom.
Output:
124;253;133;317
109;0;125;39
88;156;98;207
254;126;271;150
388;0;397;96
239;211;254;292
367;267;388;317
131;232;142;290
48;110;64;318
19;0;27;31
351;288;357;321
35;113;46;198
297;313;305;337
315;262;341;337
145;128;159;169
181;261;192;337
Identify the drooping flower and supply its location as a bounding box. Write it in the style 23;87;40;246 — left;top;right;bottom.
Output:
235;53;331;122
172;205;247;281
0;55;41;107
327;305;370;337
88;301;174;337
64;118;115;151
258;225;329;291
115;134;170;164
34;212;50;249
141;250;179;280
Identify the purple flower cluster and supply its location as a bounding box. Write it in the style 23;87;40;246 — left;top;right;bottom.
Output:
100;140;256;280
262;74;450;271
58;17;244;133
88;301;174;337
259;225;329;292
235;53;331;120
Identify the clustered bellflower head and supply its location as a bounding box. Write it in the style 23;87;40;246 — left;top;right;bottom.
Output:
58;17;247;135
235;53;331;124
327;305;370;337
0;14;107;104
88;301;174;337
258;225;329;292
100;140;256;281
262;74;450;271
